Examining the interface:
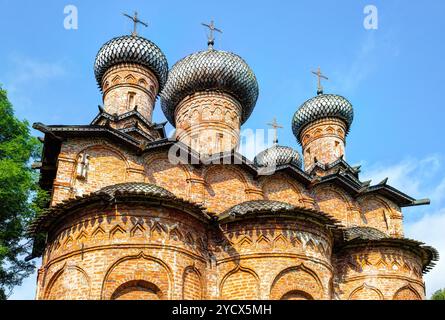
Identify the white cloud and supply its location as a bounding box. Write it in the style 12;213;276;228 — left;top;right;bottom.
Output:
334;32;377;93
360;155;442;200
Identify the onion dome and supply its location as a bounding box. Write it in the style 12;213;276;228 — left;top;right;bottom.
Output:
254;144;302;168
94;35;168;90
292;93;354;144
160;49;259;126
98;182;174;198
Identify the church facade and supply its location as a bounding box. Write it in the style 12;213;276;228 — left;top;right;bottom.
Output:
28;19;437;300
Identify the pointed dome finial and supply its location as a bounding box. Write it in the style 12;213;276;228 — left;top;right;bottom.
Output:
123;11;148;37
201;20;222;50
311;67;328;95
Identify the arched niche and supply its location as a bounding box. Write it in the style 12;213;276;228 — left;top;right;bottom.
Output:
393;284;422;300
182;266;204;300
111;280;163;300
349;283;384;300
313;186;352;224
44;264;90;300
270;264;323;300
72;145;128;194
261;175;303;206
101;252;172;300
220;266;260;300
281;290;314;300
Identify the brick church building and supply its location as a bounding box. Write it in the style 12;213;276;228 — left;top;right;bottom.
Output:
28;18;437;300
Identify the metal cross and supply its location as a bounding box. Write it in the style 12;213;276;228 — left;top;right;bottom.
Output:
123;11;148;36
311;67;328;94
267;117;283;145
201;20;222;49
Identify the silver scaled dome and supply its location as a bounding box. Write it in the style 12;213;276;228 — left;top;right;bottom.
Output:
292;93;354;144
94;35;169;90
254;144;302;168
160;49;259;126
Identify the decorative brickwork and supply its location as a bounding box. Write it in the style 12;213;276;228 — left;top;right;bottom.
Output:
32;31;436;301
175;91;242;154
102;63;159;122
300;118;347;170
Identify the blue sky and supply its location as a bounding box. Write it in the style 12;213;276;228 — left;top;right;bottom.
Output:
1;0;444;299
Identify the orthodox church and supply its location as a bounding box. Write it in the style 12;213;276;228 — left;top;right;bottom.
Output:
28;15;437;300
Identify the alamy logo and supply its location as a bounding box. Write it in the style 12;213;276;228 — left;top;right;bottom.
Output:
363;5;378;30
64;5;78;30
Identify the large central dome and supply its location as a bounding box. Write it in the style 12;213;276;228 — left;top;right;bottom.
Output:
160;49;259;126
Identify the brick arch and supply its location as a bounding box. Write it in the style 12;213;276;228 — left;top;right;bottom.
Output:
260;174;304;206
393;284;422;300
220;266;260;300
270;263;323;300
111;280;163;300
72;144;129;193
313;185;353;224
101;252;173;300
144;153;191;199
281;290;314;300
357;195;392;232
182;266;204;300
203;165;249;212
349;283;384;300
44;263;90;300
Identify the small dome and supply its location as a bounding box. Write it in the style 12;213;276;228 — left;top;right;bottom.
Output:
292;93;354;144
97;182;174;198
254;144;302;168
160;49;259;126
94;35;168;90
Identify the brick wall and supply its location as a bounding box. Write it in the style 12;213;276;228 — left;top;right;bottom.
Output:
102;63;159;122
300;118;347;170
174;91;242;155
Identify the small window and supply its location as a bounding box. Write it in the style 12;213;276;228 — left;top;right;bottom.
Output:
127;92;136;110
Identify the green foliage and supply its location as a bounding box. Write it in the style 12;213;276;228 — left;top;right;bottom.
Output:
431;288;445;300
0;86;47;299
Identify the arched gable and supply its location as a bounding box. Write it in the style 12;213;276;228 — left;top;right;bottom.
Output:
72;144;129;195
260;174;303;206
357;195;393;233
203;165;250;213
313;185;354;224
144;153;191;200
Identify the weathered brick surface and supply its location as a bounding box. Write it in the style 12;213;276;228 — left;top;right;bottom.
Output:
175;91;241;155
300;118;346;170
37;135;425;300
333;246;425;300
102;63;158;122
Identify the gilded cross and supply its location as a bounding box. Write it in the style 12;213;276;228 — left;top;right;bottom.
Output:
201;20;222;49
267;117;283;145
123;11;148;36
311;67;328;94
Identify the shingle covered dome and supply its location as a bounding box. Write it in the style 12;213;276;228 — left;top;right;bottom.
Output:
160;49;259;126
98;182;174;198
292;93;354;143
254;144;302;168
94;35;168;90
